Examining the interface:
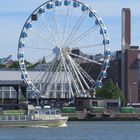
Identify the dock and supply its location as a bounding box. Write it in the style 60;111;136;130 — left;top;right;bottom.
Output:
62;112;140;121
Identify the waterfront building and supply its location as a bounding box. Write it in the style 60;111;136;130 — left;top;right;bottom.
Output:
108;8;140;104
0;70;72;101
0;8;140;107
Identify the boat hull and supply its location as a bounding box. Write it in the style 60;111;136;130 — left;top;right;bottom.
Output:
0;116;68;128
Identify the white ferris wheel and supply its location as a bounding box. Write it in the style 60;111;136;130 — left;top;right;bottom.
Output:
18;0;110;99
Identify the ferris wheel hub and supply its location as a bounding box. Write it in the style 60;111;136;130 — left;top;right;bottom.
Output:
53;46;60;56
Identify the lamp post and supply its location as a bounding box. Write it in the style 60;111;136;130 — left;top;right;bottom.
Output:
129;88;132;106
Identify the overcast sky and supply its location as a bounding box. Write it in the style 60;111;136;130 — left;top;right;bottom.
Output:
0;0;140;59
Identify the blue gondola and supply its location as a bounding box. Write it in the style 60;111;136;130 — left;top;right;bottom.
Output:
104;50;111;57
18;53;24;59
64;0;70;6
95;80;102;88
89;11;94;17
100;28;107;34
55;0;62;6
19;42;25;48
103;39;110;45
53;47;60;56
25;23;32;29
100;71;107;78
95;19;103;25
73;1;80;7
21;64;25;69
21;32;27;38
21;74;24;79
38;8;45;14
95;19;99;25
24;74;28;78
102;61;110;68
81;5;88;11
46;2;53;9
99;19;103;24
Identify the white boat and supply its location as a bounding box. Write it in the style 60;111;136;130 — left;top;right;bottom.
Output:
0;105;68;128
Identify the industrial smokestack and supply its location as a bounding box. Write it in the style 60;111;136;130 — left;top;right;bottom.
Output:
121;8;131;50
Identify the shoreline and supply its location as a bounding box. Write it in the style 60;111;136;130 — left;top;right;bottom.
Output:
62;112;140;121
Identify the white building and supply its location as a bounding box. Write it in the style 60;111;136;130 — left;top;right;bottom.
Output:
0;70;71;99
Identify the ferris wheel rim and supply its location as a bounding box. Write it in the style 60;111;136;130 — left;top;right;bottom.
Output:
18;0;110;97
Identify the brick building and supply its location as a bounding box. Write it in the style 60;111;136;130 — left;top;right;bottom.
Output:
108;8;140;103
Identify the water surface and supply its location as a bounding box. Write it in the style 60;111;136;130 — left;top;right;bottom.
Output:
0;121;140;140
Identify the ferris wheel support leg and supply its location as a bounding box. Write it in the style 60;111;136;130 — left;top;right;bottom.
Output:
62;55;74;98
68;54;90;90
67;54;86;94
63;56;81;96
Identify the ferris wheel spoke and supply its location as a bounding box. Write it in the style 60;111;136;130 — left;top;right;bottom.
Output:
67;54;90;90
29;12;59;45
66;54;86;93
55;65;66;98
44;58;63;97
42;57;62;94
69;52;102;65
66;25;98;47
42;73;55;95
64;12;88;47
34;8;60;46
61;55;74;97
41;13;61;47
33;17;49;37
62;4;75;46
26;46;52;51
52;4;62;47
27;29;56;47
40;58;58;89
69;55;95;84
42;59;58;86
61;5;71;46
37;57;57;90
64;57;81;95
65;65;81;96
63;11;87;47
36;13;59;46
43;54;55;62
74;43;103;49
32;73;44;91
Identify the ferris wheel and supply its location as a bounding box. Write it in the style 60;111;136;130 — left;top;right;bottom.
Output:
18;0;110;99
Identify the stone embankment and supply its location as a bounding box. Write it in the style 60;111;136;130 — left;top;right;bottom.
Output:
62;112;140;121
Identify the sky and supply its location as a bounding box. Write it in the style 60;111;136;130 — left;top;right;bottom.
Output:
0;0;140;60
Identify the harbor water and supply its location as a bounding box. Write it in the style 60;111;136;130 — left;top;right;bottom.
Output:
0;121;140;140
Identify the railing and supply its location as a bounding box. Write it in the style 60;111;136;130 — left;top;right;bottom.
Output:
0;115;32;121
0;109;62;121
35;109;61;115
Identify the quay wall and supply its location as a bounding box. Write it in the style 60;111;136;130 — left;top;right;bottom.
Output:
62;112;140;121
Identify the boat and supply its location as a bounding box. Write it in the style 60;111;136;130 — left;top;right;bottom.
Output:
0;105;68;128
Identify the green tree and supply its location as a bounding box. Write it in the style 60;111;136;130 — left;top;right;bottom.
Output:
42;56;46;64
9;61;19;68
0;64;5;68
96;79;126;106
25;60;34;69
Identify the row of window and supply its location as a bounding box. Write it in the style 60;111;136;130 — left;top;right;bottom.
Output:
0;85;71;99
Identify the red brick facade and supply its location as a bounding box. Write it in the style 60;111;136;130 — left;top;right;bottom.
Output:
125;49;139;103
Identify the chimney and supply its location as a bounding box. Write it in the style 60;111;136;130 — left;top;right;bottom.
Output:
121;8;131;50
